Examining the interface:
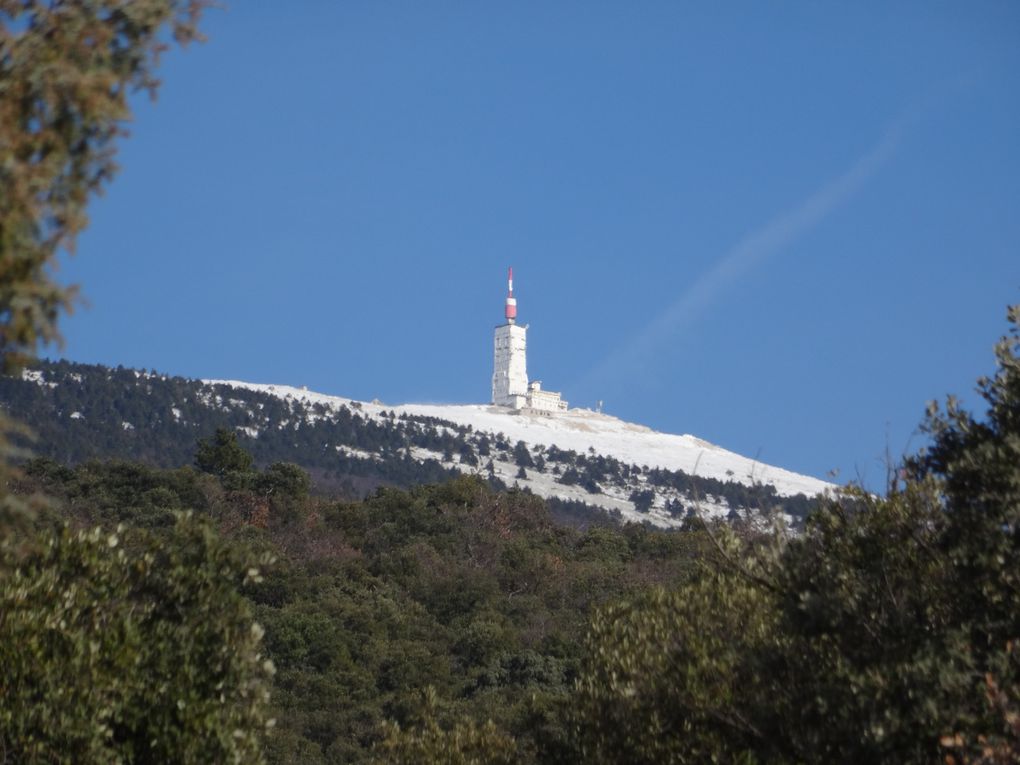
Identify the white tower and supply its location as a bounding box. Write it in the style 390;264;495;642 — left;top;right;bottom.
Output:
492;267;529;407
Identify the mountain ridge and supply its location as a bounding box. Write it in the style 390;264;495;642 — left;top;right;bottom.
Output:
5;360;832;527
208;378;833;501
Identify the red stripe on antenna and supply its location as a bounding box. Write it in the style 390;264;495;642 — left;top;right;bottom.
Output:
505;266;517;321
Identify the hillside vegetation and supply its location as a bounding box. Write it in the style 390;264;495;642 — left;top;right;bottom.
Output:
8;453;711;762
1;359;820;526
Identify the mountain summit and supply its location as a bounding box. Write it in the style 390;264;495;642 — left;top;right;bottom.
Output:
4;360;831;528
210;378;832;526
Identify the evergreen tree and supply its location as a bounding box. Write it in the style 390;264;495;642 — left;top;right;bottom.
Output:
629;489;655;514
513;441;534;469
195;428;255;477
574;305;1020;763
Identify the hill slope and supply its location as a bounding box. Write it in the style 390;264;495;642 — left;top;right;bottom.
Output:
212;379;832;521
5;360;833;526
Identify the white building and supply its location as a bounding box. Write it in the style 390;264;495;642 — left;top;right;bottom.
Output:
492;322;528;408
491;268;567;415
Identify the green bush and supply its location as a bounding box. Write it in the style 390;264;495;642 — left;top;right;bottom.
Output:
0;515;275;764
573;306;1020;763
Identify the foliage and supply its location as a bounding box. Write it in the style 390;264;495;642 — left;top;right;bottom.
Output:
375;688;517;765
911;304;1020;661
0;0;205;370
629;488;655;513
13;451;710;763
0;0;209;606
196;427;255;477
573;305;1020;763
575;562;777;764
0;360;470;498
513;441;534;469
257;462;312;499
0;513;274;764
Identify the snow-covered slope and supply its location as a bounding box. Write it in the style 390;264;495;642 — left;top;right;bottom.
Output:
206;379;834;526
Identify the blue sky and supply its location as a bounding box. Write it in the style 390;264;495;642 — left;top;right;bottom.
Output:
54;2;1020;487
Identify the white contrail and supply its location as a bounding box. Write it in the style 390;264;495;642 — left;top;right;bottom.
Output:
577;115;908;395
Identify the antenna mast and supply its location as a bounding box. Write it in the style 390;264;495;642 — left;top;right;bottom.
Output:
505;266;517;324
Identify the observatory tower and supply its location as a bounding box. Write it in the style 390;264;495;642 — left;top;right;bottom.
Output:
491;267;528;408
491;268;567;414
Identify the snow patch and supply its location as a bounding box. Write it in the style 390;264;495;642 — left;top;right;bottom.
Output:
22;370;57;388
205;379;833;498
336;445;380;461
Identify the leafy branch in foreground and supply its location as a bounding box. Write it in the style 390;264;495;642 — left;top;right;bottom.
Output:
375;687;517;765
0;0;207;370
0;513;275;764
573;305;1020;763
0;0;208;557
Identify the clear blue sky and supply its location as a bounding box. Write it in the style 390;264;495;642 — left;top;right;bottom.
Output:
54;2;1020;488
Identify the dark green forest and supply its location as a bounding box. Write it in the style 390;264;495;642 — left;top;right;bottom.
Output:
4;360;464;494
8;455;708;762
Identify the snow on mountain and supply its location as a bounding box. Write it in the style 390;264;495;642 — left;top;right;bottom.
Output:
206;379;834;526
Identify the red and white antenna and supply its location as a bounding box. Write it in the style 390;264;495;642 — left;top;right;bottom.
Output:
505;266;517;323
